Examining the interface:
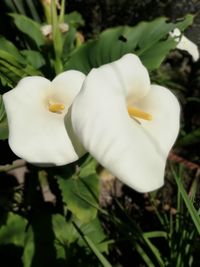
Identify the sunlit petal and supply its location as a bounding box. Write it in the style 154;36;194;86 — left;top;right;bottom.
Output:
3;70;86;166
72;54;180;192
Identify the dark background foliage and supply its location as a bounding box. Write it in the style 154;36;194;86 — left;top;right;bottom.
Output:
1;0;200;46
66;0;200;47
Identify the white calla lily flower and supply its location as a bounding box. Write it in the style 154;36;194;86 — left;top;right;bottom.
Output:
3;70;86;166
171;28;199;61
71;54;180;192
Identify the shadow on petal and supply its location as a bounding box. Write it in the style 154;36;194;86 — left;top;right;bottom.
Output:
64;107;86;158
139;123;168;161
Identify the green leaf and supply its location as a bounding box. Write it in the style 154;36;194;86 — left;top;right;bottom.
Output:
57;157;99;223
0;37;25;63
134;242;155;267
9;13;45;48
175;14;194;31
52;214;78;247
178;128;200;146
0;212;27;246
64;11;85;28
62;26;77;59
78;217;109;253
25;0;41;22
52;213;109;256
0;49;42;85
64;15;193;73
0;95;5;122
53;212;110;251
0;64;21;87
5;0;26;14
143;233;165;266
140;37;176;70
83;235;112;267
0;73;13;88
21;50;45;69
51;0;64;74
0;50;24;86
172;166;200;235
0;50;27;78
0;117;8;140
73;222;112;267
79;156;98;178
52;214;110;265
22;226;34;267
0;95;8;140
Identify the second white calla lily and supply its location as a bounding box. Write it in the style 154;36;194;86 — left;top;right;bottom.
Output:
3;70;86;166
71;54;180;192
171;28;199;61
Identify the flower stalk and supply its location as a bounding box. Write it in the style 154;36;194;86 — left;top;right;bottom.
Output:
51;0;65;74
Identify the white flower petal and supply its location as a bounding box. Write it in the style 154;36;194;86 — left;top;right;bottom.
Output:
133;85;180;156
3;70;86;166
52;70;85;105
72;54;176;192
171;28;199;61
109;53;151;102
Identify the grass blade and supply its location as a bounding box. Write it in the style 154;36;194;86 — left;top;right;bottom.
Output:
171;166;200;234
73;222;112;267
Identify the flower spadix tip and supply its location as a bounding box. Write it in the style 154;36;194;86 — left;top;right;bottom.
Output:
48;103;65;113
128;106;153;121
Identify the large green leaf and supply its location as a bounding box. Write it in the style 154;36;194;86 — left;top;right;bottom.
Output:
53;214;109;252
21;50;45;69
0;37;25;63
0;50;28;80
52;214;110;264
52;214;78;247
0;212;27;246
77;217;109;253
0;49;42;87
0;50;24;87
0;37;43;81
64;15;193;73
9;13;45;48
57;157;99;223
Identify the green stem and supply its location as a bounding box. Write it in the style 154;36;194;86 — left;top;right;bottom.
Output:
40;0;51;24
51;0;63;74
59;0;66;23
